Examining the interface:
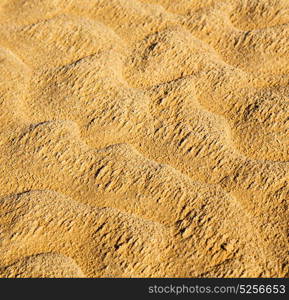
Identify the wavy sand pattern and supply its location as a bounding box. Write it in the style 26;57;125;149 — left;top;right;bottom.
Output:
0;0;288;277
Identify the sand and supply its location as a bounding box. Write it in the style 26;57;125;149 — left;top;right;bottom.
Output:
0;0;288;278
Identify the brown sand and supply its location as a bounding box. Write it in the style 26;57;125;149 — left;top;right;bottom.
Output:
0;0;288;278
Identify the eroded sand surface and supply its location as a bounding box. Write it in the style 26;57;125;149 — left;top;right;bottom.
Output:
0;0;288;278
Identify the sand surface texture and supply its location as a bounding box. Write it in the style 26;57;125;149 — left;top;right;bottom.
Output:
0;0;288;278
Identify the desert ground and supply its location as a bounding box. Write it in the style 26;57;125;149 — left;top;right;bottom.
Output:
0;0;288;278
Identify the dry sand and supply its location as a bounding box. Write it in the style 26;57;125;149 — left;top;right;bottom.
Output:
0;0;288;278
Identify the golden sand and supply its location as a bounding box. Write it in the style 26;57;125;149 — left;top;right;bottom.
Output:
0;0;288;277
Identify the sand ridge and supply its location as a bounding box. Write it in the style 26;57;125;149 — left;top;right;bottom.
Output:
0;0;288;277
